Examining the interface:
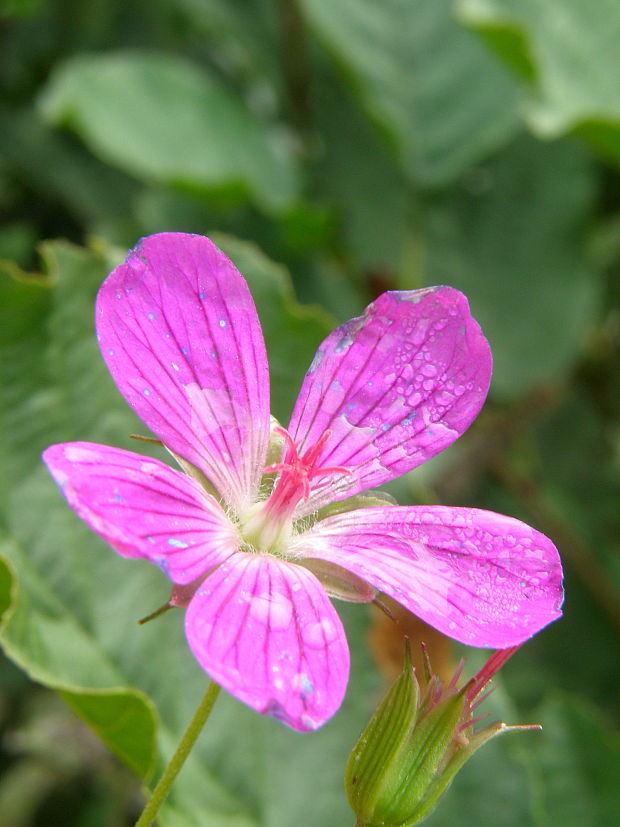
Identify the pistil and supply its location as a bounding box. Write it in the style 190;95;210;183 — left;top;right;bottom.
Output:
240;427;351;554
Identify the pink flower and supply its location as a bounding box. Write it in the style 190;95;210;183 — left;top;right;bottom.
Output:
43;233;563;731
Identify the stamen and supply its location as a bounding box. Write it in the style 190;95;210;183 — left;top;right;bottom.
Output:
277;425;298;454
242;426;355;554
265;427;352;512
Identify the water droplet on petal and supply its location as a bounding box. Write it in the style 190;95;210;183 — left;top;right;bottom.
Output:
302;617;339;649
250;592;293;630
292;672;315;697
167;538;189;549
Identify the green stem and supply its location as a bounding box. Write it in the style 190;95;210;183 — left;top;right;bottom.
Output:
135;681;221;827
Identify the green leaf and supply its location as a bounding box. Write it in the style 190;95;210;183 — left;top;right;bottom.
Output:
172;0;283;95
421;134;601;396
0;0;43;19
60;689;157;778
0;259;57;504
0;554;15;621
39;52;299;212
0;221;37;265
300;0;521;185
0;537;157;779
458;0;620;163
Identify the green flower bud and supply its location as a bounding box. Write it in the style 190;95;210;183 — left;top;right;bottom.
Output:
345;645;537;827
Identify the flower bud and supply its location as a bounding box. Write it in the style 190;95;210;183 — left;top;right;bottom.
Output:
345;645;536;826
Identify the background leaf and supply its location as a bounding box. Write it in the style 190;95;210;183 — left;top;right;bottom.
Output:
420;134;600;397
39;52;299;212
458;0;620;163
301;0;521;185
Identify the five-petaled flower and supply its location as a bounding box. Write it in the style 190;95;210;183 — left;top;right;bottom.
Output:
43;233;563;731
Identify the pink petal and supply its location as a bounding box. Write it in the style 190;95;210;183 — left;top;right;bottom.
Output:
288;288;492;516
96;233;270;515
43;442;238;584
291;506;563;648
185;552;349;731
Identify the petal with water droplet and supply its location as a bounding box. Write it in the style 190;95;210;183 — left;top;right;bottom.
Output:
288;288;492;516
292;505;563;647
185;553;349;731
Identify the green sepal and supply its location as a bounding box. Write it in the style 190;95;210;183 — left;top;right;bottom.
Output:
377;692;466;826
299;558;377;603
402;722;523;825
317;489;397;521
265;415;286;467
345;648;419;822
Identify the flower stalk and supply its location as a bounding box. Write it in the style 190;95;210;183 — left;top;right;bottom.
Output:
135;681;221;827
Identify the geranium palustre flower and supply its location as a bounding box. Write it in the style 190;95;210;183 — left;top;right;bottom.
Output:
43;233;563;731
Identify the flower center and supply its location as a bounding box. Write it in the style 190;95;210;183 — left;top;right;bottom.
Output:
240;426;350;554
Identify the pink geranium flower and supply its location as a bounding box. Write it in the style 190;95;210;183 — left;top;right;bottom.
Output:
43;233;563;731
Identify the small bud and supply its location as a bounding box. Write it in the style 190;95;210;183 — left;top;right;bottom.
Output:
345;644;538;826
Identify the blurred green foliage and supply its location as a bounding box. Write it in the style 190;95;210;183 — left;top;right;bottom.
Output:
0;1;619;825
